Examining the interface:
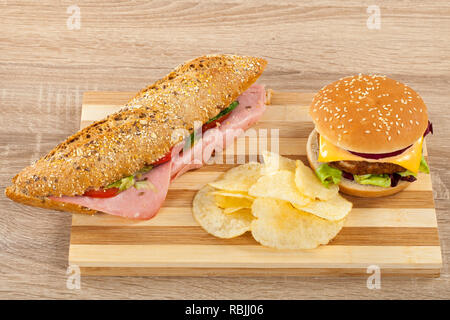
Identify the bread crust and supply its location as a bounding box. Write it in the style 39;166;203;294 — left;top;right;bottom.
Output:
309;75;428;153
6;54;267;212
306;129;410;198
5;185;96;214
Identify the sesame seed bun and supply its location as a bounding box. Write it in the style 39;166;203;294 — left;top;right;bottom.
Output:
306;129;410;198
309;74;428;153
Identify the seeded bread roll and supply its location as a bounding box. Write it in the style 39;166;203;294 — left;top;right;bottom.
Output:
309;74;428;153
6;54;267;213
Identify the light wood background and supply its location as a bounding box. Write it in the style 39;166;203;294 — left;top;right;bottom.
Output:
0;0;449;299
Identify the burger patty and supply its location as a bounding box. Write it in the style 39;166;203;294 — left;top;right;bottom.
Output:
329;160;407;175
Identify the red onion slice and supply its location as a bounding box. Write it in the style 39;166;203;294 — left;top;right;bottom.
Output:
348;121;432;160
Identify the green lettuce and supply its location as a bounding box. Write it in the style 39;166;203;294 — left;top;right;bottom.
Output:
206;101;239;124
397;170;417;177
315;163;342;188
353;174;391;188
316;154;430;190
106;165;153;192
106;175;135;191
419;155;430;174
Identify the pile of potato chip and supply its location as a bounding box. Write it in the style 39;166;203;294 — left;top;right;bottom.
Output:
193;152;353;249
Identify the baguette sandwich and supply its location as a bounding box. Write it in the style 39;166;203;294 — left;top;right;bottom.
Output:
6;54;268;219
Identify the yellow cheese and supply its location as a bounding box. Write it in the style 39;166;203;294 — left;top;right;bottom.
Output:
318;135;423;173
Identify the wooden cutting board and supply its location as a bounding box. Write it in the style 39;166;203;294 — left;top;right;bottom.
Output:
69;90;442;277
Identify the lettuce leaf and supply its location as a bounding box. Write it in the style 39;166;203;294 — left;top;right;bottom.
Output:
419;155;430;174
353;174;391;188
206;101;239;124
106;166;153;192
315;163;342;188
397;170;417;177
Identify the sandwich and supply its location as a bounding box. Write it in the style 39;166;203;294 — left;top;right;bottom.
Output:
6;54;268;219
307;74;432;197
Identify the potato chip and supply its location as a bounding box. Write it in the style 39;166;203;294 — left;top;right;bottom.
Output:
213;194;253;210
212;190;254;199
223;207;247;214
295;160;338;200
211;191;254;215
194;150;352;248
262;151;296;174
293;194;352;221
251;198;344;249
248;170;311;207
193;186;254;238
208;162;262;192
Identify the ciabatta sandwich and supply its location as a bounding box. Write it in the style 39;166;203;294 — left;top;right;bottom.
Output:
6;54;268;219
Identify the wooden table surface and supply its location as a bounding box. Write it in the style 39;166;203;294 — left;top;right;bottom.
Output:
1;0;449;299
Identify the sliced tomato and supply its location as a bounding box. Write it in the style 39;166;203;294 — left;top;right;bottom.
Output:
83;187;119;198
152;150;172;165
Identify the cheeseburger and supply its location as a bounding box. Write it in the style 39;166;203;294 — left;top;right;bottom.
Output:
307;74;432;197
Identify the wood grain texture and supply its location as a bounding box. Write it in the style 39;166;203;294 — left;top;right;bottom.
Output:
70;226;440;246
68;90;441;277
78;267;442;277
1;0;449;299
71;208;438;227
70;245;441;268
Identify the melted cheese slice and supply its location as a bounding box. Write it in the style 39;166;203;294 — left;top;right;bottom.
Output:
318;135;423;173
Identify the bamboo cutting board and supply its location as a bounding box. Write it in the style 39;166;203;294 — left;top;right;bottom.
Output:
69;90;442;277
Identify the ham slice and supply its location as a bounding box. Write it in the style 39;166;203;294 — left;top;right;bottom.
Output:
51;162;171;220
52;84;266;219
170;84;267;179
